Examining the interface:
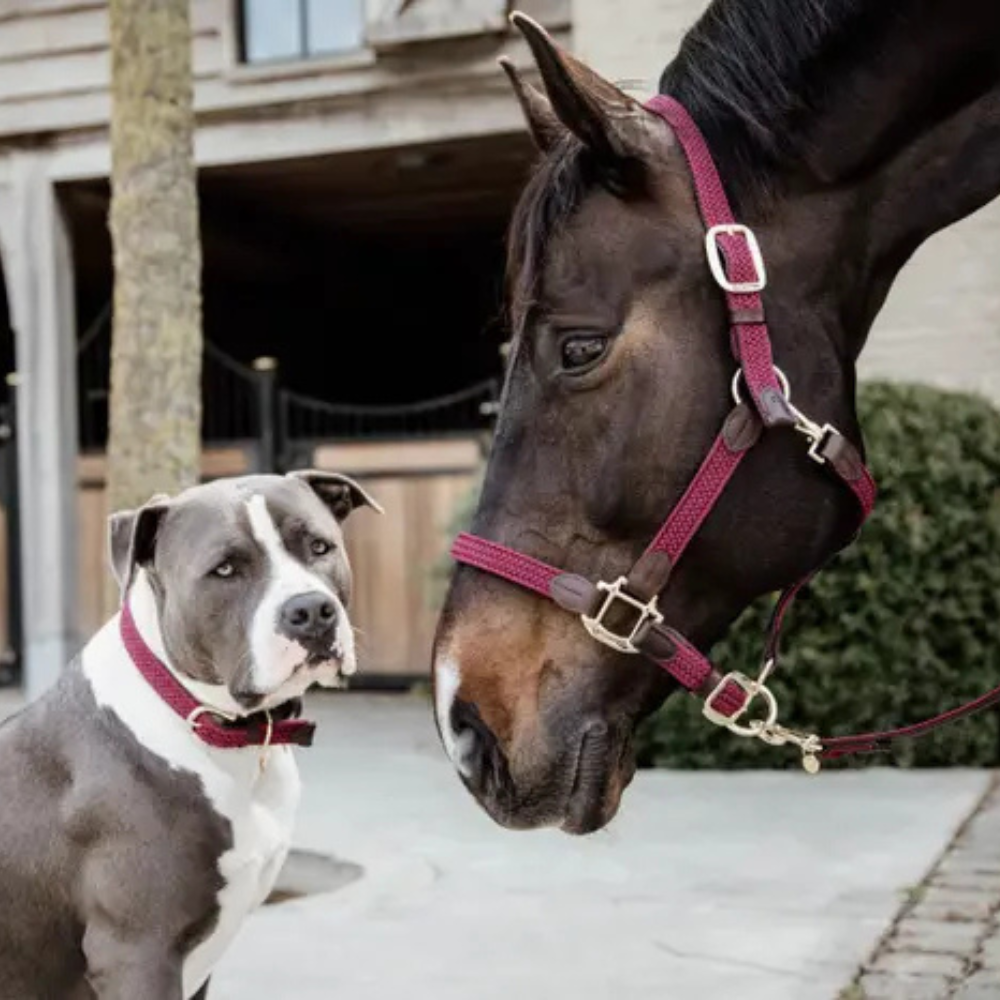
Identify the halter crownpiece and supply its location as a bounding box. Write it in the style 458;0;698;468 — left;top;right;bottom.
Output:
452;94;1000;770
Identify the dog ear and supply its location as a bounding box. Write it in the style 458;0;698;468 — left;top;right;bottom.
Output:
287;470;384;522
107;494;170;600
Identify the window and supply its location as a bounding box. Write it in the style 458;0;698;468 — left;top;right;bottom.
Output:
241;0;365;64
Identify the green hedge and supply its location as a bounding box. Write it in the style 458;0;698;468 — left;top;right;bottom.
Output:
637;382;1000;769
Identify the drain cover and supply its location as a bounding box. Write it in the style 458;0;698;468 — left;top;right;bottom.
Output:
265;849;363;905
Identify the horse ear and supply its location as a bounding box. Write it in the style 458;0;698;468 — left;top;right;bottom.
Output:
509;11;656;181
498;57;563;153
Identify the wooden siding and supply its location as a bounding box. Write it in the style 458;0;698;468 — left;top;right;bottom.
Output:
311;438;481;678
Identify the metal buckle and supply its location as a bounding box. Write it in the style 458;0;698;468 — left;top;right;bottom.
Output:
702;665;824;773
705;223;767;293
703;670;778;735
186;704;237;730
731;365;841;466
791;412;839;465
730;366;790;406
581;577;664;655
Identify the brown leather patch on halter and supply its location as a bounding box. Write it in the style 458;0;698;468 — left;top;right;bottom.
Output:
549;573;600;615
633;620;677;661
722;402;763;453
626;550;674;601
757;387;798;428
820;434;865;481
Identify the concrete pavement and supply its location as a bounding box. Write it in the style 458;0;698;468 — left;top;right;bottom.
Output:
204;693;990;1000
0;686;991;999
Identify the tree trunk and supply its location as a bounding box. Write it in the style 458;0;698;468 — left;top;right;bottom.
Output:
106;0;202;608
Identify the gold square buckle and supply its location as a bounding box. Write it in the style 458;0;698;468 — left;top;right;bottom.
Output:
581;577;663;654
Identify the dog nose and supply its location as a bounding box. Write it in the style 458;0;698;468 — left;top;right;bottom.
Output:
450;699;505;795
279;592;337;642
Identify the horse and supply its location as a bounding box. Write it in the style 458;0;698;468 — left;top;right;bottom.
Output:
431;0;1000;835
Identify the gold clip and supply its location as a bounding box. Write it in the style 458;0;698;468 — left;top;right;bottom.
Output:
702;666;823;773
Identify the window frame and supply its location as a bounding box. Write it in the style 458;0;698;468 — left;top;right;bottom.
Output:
236;0;367;66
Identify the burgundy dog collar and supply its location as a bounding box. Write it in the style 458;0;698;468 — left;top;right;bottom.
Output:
120;601;315;751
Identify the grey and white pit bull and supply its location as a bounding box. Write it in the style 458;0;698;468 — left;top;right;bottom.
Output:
0;470;380;999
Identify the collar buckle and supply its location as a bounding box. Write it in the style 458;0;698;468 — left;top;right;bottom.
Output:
186;704;237;731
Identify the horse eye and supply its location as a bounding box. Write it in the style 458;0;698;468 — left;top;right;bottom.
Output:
310;539;332;556
212;561;235;579
561;335;608;371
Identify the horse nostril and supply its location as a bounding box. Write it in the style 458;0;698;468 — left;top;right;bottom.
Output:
450;699;499;793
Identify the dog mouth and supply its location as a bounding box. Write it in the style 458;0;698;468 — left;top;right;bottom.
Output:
231;642;354;709
561;724;634;836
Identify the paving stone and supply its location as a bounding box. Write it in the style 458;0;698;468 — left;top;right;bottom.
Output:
855;782;1000;999
922;886;997;906
953;967;1000;999
872;950;966;978
910;897;995;923
857;972;952;999
932;871;1000;894
978;933;1000;969
937;852;1000;879
872;951;966;979
895;919;987;955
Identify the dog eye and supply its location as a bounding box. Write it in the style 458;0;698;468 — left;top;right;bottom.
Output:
310;539;332;556
211;561;236;579
561;335;608;372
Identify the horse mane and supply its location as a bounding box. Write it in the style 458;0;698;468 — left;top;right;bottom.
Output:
506;0;875;324
660;0;875;191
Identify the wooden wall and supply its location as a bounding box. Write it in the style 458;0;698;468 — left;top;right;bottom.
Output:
70;437;481;679
311;438;482;678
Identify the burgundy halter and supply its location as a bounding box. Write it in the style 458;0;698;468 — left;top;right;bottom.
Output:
451;95;1000;771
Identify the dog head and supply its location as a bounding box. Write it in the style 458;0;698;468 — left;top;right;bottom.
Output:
108;471;381;710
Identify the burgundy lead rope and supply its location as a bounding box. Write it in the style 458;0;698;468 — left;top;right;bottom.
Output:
452;94;1000;769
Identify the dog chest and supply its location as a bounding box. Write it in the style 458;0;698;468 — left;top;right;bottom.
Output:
182;748;301;997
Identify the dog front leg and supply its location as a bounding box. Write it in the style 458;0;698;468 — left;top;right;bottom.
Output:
82;924;183;1000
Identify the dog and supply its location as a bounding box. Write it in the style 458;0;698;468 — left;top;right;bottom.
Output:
0;470;380;999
